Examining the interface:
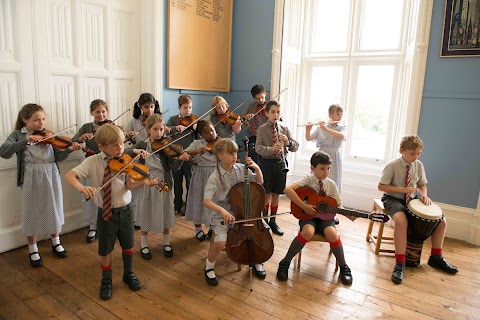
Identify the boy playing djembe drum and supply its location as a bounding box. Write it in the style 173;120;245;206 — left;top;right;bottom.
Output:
378;135;458;284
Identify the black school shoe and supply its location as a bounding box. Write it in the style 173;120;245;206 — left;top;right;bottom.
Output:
204;268;218;286
29;252;43;268
100;278;112;300
428;256;458;274
51;244;68;258
123;272;142;291
339;265;353;285
391;264;405;284
86;230;97;243
276;260;290;281
254;265;267;279
268;221;284;236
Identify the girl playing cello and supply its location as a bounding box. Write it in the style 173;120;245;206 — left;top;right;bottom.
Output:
203;139;265;286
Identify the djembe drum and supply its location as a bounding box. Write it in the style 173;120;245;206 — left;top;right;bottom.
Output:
405;199;443;267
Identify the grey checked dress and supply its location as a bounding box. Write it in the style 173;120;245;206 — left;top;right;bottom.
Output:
22;142;64;235
135;141;176;232
184;139;217;225
311;124;346;194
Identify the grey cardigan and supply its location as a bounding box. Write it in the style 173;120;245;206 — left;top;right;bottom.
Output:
0;130;73;186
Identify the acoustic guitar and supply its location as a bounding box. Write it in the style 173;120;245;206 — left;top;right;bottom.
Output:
291;187;389;223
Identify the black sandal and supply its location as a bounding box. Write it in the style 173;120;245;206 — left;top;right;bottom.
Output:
29;252;43;268
86;229;97;243
51;244;68;258
140;247;152;260
163;245;173;257
196;230;207;242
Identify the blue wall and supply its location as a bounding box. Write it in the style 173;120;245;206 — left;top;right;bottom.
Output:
418;0;480;208
162;1;480;208
162;0;275;137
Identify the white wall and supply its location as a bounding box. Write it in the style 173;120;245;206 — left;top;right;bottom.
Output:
0;0;141;253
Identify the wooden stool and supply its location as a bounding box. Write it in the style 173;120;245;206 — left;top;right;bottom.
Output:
296;233;338;272
209;231;242;271
366;199;395;255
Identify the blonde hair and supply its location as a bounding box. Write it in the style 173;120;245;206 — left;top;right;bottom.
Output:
328;104;343;115
94;124;124;146
211;96;228;115
214;139;239;189
145;114;165;132
400;134;424;151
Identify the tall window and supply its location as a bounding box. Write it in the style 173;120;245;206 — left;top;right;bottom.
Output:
278;0;431;185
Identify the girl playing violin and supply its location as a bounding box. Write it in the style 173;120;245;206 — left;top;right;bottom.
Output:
210;96;242;140
182;120;218;241
64;124;159;300
126;114;189;260
72;99;108;243
203;139;264;286
125;93;161;144
0;103;82;268
166;94;196;215
125;93;161;228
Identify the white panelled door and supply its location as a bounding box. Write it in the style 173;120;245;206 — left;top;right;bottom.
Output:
0;0;140;253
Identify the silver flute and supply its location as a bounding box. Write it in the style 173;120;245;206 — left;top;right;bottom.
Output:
274;121;289;173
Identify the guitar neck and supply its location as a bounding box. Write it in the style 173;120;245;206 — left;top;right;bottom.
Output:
327;206;370;219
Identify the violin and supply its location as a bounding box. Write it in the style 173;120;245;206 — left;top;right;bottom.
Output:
151;137;197;165
108;154;168;191
218;109;246;126
32;129;94;157
225;154;274;272
178;114;199;127
206;136;222;153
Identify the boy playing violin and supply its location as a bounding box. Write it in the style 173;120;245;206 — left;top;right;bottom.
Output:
166;94;195;215
242;84;268;164
277;151;353;285
64;124;159;300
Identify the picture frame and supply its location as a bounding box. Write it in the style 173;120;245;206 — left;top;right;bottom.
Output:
441;0;480;57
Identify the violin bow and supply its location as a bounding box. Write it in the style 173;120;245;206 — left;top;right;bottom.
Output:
28;124;78;145
221;211;292;225
144;132;192;159
110;108;131;124
213;100;245;128
236;87;288;136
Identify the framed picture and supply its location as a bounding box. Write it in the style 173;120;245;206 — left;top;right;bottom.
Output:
441;0;480;57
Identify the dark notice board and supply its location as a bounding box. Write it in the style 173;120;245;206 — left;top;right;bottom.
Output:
168;0;233;92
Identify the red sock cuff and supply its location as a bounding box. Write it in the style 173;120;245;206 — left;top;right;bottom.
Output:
271;205;279;212
264;204;270;211
395;254;406;263
122;248;134;255
101;263;112;271
431;248;442;255
329;237;342;248
297;232;309;245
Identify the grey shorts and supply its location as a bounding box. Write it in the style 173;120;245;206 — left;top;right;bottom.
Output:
97;205;134;256
299;218;336;236
381;194;407;217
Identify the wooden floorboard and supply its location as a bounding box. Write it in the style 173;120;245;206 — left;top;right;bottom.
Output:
0;197;478;320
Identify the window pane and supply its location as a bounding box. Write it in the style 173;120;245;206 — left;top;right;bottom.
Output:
359;0;404;51
350;65;395;160
305;65;344;151
311;0;351;53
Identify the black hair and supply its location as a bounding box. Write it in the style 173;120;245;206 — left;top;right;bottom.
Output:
251;84;266;97
311;151;332;167
132;93;160;119
196;120;213;134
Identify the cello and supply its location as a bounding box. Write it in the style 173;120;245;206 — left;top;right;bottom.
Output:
225;153;274;290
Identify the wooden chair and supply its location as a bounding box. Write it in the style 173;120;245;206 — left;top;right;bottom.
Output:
209;231;242;271
366;199;395;255
295;233;339;272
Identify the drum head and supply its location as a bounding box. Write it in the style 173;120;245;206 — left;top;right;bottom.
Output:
407;199;442;220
